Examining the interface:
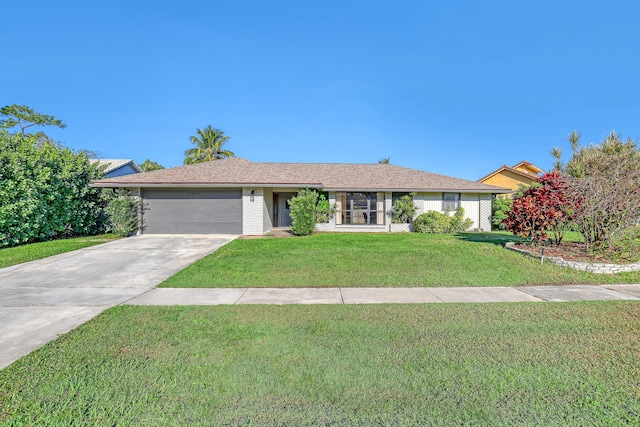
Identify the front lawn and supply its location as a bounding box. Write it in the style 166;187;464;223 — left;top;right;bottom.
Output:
159;233;640;288
1;302;638;425
0;235;119;269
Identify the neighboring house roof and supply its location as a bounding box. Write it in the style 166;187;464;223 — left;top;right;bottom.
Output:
93;157;510;193
511;160;543;175
477;161;542;183
90;159;142;176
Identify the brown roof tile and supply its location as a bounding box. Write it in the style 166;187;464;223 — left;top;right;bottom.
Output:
92;157;509;193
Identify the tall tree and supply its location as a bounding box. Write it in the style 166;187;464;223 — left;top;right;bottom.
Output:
1;104;66;137
140;159;165;172
561;131;640;250
184;125;235;164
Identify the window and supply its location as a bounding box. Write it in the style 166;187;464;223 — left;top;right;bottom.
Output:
335;192;385;225
443;193;460;211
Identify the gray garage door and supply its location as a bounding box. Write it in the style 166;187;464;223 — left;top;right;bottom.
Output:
142;189;242;234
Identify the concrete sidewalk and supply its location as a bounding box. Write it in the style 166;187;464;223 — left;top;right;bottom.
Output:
125;284;640;305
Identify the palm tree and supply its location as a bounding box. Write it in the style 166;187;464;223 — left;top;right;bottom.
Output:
184;125;235;164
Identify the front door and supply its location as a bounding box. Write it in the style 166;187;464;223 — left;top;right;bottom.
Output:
274;193;296;227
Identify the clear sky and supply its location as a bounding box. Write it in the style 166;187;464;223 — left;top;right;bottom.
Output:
3;1;639;180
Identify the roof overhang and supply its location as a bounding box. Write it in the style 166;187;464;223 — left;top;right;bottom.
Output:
91;182;510;194
316;187;510;193
90;182;324;189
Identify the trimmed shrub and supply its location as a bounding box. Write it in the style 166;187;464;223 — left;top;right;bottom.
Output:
414;211;449;233
103;189;142;236
288;189;318;236
414;207;472;233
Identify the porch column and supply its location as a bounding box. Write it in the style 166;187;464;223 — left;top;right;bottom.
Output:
328;192;336;228
385;192;392;230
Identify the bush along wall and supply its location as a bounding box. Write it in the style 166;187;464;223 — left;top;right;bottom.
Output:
0;130;106;247
414;207;472;233
288;189;319;236
103;189;142;236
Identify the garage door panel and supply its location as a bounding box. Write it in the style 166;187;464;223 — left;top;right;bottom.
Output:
142;189;242;234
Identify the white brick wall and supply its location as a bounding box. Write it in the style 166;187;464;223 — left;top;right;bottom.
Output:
325;225;389;233
479;193;492;231
242;187;266;235
389;223;412;232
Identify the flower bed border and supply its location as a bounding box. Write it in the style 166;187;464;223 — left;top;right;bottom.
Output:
505;242;640;274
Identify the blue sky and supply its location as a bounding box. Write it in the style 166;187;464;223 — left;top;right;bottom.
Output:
3;1;639;180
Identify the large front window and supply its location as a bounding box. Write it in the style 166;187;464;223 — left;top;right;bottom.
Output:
335;192;385;225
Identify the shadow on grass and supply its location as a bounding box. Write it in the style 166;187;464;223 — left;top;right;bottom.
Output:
455;232;524;246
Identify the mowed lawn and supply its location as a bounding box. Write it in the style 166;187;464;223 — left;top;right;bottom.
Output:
1;302;639;425
0;235;118;269
159;233;640;288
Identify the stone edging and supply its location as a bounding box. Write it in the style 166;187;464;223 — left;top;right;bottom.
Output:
504;242;640;274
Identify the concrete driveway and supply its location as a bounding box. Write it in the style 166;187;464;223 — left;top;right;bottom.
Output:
0;234;237;369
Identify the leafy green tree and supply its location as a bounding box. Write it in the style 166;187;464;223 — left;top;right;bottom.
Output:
491;196;512;230
140;159;165;172
557;131;640;250
0;129;105;247
0;104;66;139
378;157;391;164
184;125;235;164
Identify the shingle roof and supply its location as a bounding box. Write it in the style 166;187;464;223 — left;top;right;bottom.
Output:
92;157;509;193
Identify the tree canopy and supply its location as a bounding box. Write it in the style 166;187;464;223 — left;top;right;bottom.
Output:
184;125;235;164
544;130;640;251
140;159;165;172
1;104;66;137
561;131;640;249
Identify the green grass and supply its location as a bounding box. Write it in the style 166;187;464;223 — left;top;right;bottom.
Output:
0;235;119;268
1;302;639;425
159;233;640;288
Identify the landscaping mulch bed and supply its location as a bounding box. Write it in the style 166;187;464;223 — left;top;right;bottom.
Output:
512;242;639;264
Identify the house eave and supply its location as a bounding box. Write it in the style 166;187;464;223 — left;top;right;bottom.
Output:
91;182;324;189
324;187;511;194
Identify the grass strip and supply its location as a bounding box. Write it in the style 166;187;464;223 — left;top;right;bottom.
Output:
1;302;639;425
159;233;640;288
0;235;119;268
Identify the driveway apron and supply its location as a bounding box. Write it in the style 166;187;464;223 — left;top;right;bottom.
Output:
0;234;236;369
